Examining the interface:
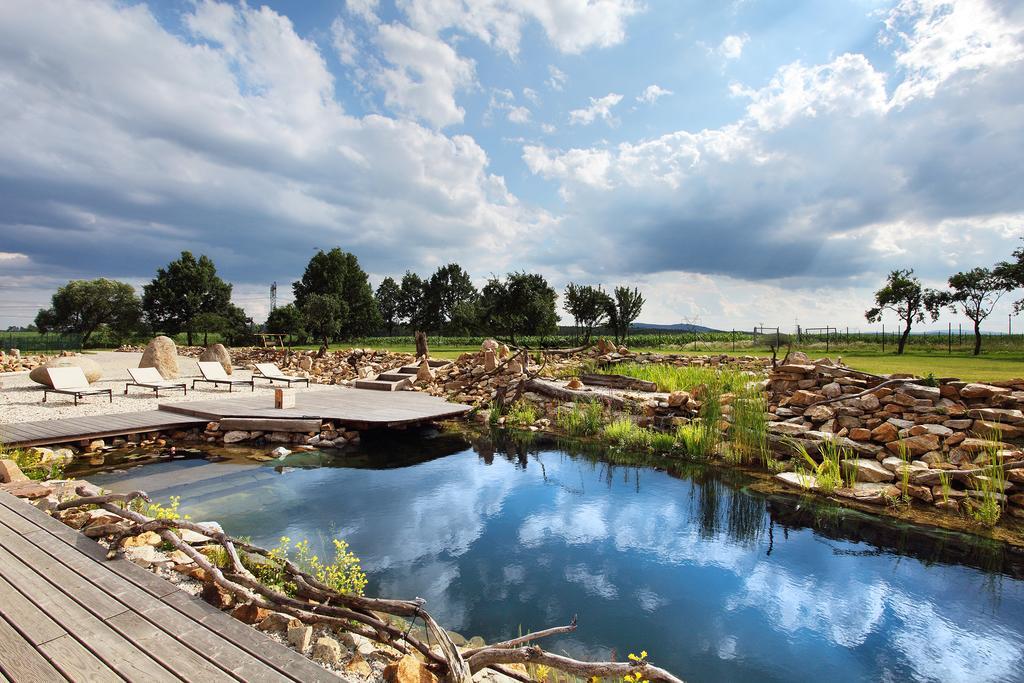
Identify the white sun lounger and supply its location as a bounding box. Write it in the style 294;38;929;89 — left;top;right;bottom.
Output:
125;366;188;397
253;363;310;388
42;366;113;405
192;361;254;392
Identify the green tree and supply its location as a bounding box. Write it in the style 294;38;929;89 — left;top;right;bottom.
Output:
564;283;613;344
266;304;307;343
479;272;559;344
35;278;142;346
398;271;426;330
865;269;940;354
423;263;477;332
375;277;402;335
219;304;256;346
605;286;645;344
995;238;1024;312
935;267;1011;355
292;248;380;338
142;251;232;346
192;312;226;347
300;293;345;355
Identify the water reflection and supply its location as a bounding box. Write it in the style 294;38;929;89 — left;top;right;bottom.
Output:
85;429;1024;682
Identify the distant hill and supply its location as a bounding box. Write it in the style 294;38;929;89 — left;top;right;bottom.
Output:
631;322;721;333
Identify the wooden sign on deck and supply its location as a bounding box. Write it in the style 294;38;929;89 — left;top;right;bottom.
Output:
274;387;296;409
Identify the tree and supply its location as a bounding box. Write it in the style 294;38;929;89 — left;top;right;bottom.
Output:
219;304;257;346
995;238;1024;313
398;271;426;329
936;267;1011;355
479;272;559;344
266;304;307;343
293;248;381;339
564;283;613;344
300;293;345;355
422;263;477;332
605;287;645;344
864;269;940;355
375;277;402;335
142;252;232;346
35;278;142;346
192;312;226;347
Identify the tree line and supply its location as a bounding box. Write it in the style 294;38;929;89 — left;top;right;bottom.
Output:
866;239;1024;355
33;248;646;349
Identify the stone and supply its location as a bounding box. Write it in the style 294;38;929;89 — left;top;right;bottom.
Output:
287;623;313;651
667;390;691;407
1;481;54;499
898;384;941;401
881;456;904;472
804;404;835;422
231;603;271;625
967;408;1024;424
959;437;1011;453
299;356;313;371
201;582;235;610
222;430;251;444
507;360;523;375
920;450;946;466
85;439;105;452
768;422;808;436
481;338;500;352
415;360;434;384
0;459;28;484
270;446;291;458
959;383;1009;400
885;434;940;457
483;350;497;372
140;336;180;379
566;377;583;390
122;531;161;547
199;343;232;374
29;355;103;386
973;420;1024;439
848;428;872;442
834;482;900;504
384;655;439;683
859;394;881;411
312;636;346;666
788;390;822;406
821;382;842;398
346;652;373;678
775;471;818;491
908;424;953;438
871;422;899;443
256;612;292;633
842;458;895;483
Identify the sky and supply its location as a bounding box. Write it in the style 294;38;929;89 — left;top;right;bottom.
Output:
1;0;1023;332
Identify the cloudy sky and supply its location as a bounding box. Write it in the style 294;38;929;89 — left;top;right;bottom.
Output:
1;0;1023;331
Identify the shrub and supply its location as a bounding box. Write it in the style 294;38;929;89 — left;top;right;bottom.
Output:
602;418;652;449
556;401;604;436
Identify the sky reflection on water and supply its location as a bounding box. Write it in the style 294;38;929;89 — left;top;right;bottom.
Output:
88;431;1024;682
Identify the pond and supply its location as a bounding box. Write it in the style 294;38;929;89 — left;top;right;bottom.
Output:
79;430;1024;683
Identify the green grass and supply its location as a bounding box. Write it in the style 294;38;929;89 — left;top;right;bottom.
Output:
602;362;752;393
602;418;653;449
556;401;604;436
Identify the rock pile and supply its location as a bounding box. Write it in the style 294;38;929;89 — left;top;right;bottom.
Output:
767;352;1024;517
1;349;55;373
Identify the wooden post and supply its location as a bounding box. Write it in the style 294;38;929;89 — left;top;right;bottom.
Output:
415;331;429;359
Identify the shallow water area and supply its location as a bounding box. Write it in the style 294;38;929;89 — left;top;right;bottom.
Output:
78;430;1024;683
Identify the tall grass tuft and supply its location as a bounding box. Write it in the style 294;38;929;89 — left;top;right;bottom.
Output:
730;385;769;465
675;421;715;458
602;418;652;449
556;401;604;437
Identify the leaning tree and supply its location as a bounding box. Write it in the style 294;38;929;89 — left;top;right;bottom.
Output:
865;269;940;354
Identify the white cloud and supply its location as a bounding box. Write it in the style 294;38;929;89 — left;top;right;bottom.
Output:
718;33;748;60
569;92;623;125
547;65;568;90
885;0;1024;106
395;0;642;57
523;87;541;104
372;22;477;128
346;0;380;25
507;105;532;124
637;84;673;104
330;17;360;66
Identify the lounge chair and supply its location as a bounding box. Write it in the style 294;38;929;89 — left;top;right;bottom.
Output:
42;367;113;405
253;363;311;388
125;367;188;397
192;361;254;392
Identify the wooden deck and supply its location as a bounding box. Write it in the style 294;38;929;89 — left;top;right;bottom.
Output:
0;387;472;447
159;386;472;430
0;490;340;682
0;411;206;448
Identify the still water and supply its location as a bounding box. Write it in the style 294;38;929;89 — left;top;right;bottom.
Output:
83;430;1024;682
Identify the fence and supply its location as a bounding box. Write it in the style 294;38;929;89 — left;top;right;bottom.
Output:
1;333;82;354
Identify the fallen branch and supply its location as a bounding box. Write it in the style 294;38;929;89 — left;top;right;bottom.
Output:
523;378;628;410
57;486;683;683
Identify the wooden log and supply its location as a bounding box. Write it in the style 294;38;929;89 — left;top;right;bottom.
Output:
523;379;627;410
579;373;657;392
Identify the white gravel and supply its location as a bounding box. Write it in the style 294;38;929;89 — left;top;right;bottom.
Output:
0;351;333;424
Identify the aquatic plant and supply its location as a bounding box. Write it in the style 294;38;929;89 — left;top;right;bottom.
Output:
603;418;652;449
675;421;714;458
729;387;769;465
786;437;842;494
1;444;66;481
647;431;677;453
505;399;540;426
938;470;952;505
970;438;1007;527
557;400;605;437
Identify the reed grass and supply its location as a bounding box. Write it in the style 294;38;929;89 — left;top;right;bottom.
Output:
556;400;605;437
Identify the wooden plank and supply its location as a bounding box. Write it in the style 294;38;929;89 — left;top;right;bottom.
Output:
0;614;67;683
0;500;43;535
0;574;66;645
38;635;123;683
0;545;176;682
105;612;234;682
219;418;321;433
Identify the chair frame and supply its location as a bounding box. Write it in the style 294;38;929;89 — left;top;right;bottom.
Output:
253;363;311;388
41;367;113;405
192;361;254;392
124;367;188;397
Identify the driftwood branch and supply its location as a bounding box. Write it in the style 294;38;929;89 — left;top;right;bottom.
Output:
580;373;657;392
58;486;683;683
523;378;628;410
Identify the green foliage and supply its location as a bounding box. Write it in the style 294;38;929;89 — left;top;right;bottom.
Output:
422;263;478;333
730;388;769;465
563;283;612;343
300;293;345;350
2;446;66;481
142;251;232;346
937;470;952;505
504;400;539;426
648;431;677;453
292;248;381;338
265;303;307;343
398;271;426;329
995;237;1024;313
675;422;714;458
556;401;605;436
603;418;652;449
937;267;1013;356
970;441;1007;527
252;536;366;596
787;438;844;494
35;278;142;346
375;277;402;335
864;269;940;354
478;272;559;344
605;286;645;343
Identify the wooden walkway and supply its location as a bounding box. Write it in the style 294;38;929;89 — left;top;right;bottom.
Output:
0;411;205;449
0;490;340;682
159;386;472;430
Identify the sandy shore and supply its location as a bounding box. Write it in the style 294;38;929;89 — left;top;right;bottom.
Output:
0;351;331;425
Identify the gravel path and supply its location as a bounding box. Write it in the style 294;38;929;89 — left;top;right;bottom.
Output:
0;351;332;424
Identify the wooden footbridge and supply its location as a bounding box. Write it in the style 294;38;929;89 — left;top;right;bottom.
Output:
0;386;471;448
0;490;339;682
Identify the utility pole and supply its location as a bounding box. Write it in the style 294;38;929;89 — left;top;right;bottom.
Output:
270;282;278;312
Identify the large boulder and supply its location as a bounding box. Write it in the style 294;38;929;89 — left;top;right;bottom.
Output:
29;355;103;386
199;344;232;375
139;336;180;379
